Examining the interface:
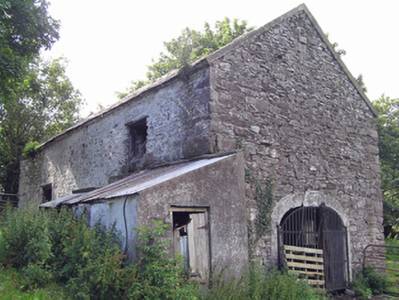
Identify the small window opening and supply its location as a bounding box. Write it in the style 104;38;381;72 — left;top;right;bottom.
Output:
42;184;52;203
171;208;210;282
127;118;148;172
128;118;147;157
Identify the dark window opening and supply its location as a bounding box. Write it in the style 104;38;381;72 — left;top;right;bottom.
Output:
42;184;52;203
127;118;148;172
171;208;210;282
128;118;147;157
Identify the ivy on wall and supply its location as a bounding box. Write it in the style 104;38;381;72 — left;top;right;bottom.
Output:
245;169;275;255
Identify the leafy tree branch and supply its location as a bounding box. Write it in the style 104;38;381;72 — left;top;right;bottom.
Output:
117;18;253;98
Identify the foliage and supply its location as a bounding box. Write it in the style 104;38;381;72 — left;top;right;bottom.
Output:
0;0;59;95
245;169;275;254
203;265;325;300
0;56;84;193
0;266;69;300
0;206;124;299
326;33;346;57
117;17;253;98
0;208;196;299
383;237;399;294
22;141;40;159
0;0;77;194
352;266;386;298
372;95;399;231
128;220;197;299
356;74;367;93
0;206;328;299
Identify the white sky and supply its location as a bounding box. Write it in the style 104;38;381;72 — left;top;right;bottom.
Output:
42;0;399;117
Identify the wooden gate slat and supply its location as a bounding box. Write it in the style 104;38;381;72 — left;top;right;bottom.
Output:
284;245;325;289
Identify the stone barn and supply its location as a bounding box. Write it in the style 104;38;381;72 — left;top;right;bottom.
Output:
19;4;384;290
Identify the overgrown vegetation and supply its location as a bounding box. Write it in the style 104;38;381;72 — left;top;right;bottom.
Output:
0;206;125;298
350;237;399;298
0;206;194;299
22;141;41;159
245;169;275;254
352;266;386;298
373;96;399;236
0;0;84;195
203;266;325;300
0;205;327;299
384;237;399;294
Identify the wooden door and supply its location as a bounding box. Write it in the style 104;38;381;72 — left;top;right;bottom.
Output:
187;212;210;279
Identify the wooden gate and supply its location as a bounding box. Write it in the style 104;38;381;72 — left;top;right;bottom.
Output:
278;204;349;292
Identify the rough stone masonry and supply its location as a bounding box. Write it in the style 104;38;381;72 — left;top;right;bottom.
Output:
19;5;384;277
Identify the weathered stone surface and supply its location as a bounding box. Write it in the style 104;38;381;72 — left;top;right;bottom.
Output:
208;10;384;272
19;6;384;280
19;69;211;202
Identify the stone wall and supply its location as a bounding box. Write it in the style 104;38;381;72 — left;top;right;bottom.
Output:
19;68;211;205
208;10;384;270
137;153;248;277
18;5;385;277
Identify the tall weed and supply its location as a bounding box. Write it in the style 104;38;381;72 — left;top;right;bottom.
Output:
203;264;325;300
126;220;197;299
0;206;326;299
352;266;386;298
0;206;124;299
0;207;196;299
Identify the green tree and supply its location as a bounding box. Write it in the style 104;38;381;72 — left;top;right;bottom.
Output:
0;0;60;95
373;95;399;233
117;17;253;98
0;57;84;193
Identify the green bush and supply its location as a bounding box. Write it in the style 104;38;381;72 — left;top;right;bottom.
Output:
0;206;125;299
0;207;196;299
0;265;69;300
22;141;41;158
126;220;197;299
0;207;325;299
352;266;386;298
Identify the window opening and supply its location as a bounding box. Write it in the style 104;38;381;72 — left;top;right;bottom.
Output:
126;118;148;171
171;208;209;282
42;184;52;203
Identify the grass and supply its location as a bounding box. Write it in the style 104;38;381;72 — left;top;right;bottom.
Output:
385;237;399;294
0;266;69;300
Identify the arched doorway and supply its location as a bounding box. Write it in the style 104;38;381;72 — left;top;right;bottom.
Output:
278;204;349;292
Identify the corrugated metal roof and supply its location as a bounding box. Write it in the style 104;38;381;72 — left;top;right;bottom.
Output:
40;193;84;208
40;154;234;208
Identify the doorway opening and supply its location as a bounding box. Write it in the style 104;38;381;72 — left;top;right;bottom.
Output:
171;207;210;282
278;204;349;292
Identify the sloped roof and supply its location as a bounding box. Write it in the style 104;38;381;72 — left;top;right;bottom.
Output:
38;4;376;149
40;153;235;208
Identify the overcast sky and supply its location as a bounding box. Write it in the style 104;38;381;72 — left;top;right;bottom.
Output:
42;0;399;116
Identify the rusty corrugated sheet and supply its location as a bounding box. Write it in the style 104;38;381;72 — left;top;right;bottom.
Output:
41;154;234;208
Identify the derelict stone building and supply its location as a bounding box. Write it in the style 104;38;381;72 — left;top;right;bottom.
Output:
19;4;384;290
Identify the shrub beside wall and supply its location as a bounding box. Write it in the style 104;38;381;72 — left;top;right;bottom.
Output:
0;206;327;299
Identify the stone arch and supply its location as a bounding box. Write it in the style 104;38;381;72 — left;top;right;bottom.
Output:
269;191;350;266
